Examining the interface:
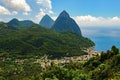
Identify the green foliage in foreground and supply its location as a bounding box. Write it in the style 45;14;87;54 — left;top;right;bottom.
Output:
0;46;120;80
83;46;120;80
0;23;94;58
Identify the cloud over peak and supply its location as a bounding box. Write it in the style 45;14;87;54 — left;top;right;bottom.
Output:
35;0;54;23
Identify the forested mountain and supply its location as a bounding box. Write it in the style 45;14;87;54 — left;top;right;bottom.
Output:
0;11;94;57
52;10;82;35
0;23;94;58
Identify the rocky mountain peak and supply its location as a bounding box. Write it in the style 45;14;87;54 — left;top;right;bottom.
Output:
51;10;82;35
39;14;54;28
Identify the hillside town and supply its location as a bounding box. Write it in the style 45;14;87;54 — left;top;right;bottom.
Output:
14;47;101;70
35;47;101;69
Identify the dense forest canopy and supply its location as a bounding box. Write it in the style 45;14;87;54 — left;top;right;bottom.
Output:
0;23;94;58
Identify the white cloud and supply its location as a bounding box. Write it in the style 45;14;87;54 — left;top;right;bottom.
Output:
35;0;54;23
35;9;46;23
82;28;120;37
74;15;120;37
0;0;31;14
11;11;18;15
0;5;10;15
51;16;57;20
35;9;54;23
23;12;29;15
73;15;120;27
37;0;52;9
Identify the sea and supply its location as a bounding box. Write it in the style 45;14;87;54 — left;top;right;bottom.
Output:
82;27;120;52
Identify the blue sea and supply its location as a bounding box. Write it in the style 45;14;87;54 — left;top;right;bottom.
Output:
82;27;120;52
88;36;120;52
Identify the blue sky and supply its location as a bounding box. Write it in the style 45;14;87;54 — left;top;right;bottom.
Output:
52;0;120;17
0;0;120;27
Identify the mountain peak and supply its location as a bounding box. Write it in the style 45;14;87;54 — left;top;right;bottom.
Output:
39;14;54;28
8;18;19;27
52;11;82;35
9;18;19;22
59;10;70;18
44;14;50;18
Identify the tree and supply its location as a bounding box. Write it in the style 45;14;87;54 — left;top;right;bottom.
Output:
111;45;119;55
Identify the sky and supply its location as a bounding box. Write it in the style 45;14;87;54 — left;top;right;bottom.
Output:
0;0;120;27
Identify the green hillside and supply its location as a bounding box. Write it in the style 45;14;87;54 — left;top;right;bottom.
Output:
0;24;94;58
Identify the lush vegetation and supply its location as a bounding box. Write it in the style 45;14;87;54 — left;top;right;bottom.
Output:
0;46;120;80
0;23;94;58
83;46;120;80
40;46;120;80
1;22;120;80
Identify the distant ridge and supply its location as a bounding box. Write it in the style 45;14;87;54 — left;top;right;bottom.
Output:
8;18;35;28
39;14;54;28
52;10;82;35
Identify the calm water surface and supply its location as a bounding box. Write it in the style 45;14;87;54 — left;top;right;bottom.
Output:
82;27;120;52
